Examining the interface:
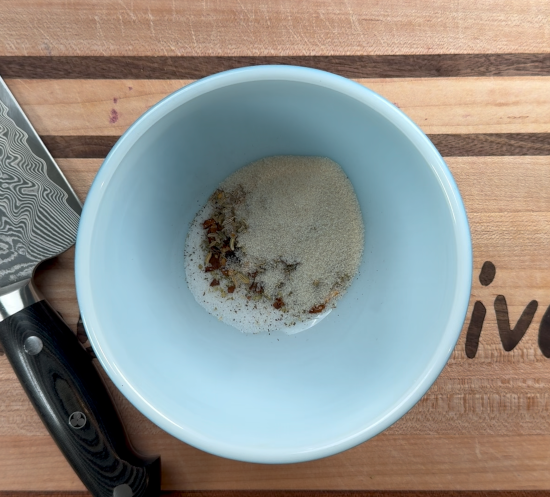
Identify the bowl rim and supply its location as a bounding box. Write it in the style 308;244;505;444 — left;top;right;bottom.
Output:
75;65;473;464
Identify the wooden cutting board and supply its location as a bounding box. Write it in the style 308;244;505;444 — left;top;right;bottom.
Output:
1;0;550;493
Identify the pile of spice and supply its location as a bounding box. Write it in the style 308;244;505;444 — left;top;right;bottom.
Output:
184;156;364;334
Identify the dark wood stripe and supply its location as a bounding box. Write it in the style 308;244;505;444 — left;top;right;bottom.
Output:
42;134;550;159
2;54;550;79
42;135;118;159
429;134;550;156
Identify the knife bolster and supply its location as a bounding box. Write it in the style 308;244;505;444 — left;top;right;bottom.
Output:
0;278;43;322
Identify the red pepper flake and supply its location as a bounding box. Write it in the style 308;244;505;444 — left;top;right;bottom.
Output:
228;285;236;294
273;298;284;310
308;304;325;314
210;279;220;287
205;254;221;272
202;218;217;229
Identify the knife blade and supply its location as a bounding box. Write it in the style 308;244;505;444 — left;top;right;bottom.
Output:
0;77;160;497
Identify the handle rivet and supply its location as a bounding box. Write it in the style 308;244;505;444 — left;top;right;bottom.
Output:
68;411;86;429
23;336;43;355
113;484;133;497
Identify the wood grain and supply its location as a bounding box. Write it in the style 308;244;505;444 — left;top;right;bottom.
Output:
5;77;550;137
11;492;527;497
6;433;550;491
15;490;516;497
1;0;549;56
5;493;550;497
2;55;550;79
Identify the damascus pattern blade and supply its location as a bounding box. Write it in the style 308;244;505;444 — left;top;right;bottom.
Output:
0;78;81;288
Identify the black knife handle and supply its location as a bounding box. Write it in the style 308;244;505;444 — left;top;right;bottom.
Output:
0;300;160;497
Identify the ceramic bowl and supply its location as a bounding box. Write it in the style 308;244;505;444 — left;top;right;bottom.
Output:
75;66;472;464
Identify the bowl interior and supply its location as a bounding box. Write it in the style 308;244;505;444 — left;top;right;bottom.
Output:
77;71;470;463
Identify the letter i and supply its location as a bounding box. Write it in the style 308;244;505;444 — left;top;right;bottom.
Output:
465;261;495;359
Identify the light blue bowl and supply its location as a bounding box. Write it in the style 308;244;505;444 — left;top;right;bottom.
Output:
75;66;472;464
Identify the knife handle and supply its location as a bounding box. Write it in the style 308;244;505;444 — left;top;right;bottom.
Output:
0;300;160;497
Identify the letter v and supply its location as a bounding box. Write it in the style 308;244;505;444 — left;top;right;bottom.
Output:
494;295;538;351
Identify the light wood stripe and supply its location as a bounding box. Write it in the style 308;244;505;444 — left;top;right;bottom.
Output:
3;434;550;490
5;78;550;137
2;493;550;497
1;0;549;56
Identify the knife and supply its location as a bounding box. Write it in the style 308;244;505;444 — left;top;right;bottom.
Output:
0;77;160;497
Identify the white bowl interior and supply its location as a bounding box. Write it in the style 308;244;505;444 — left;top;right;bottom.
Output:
77;73;470;463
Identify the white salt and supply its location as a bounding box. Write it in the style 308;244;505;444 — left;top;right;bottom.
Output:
184;156;364;334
